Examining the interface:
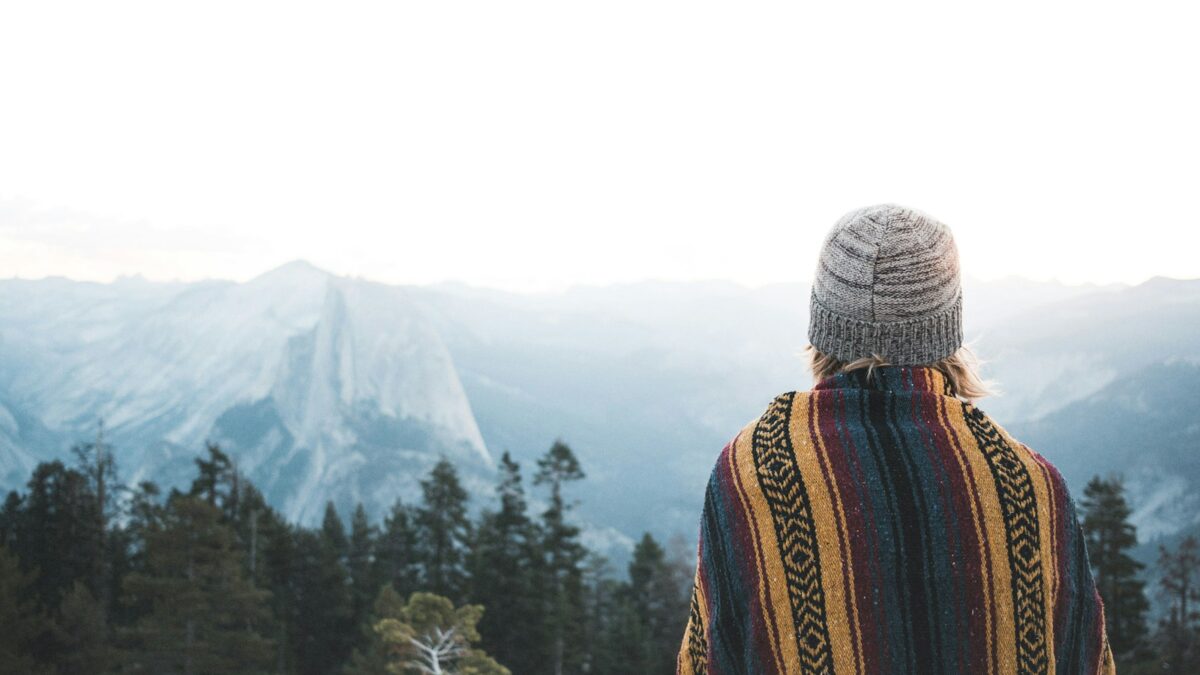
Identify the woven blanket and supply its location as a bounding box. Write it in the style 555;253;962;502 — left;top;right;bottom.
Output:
677;365;1113;674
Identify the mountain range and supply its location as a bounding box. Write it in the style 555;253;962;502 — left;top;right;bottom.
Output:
1;263;1196;560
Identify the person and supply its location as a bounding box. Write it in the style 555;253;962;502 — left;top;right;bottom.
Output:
676;204;1114;674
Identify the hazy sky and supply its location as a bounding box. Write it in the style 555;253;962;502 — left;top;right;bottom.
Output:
2;1;1197;292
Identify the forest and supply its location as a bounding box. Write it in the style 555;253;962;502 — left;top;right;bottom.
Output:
0;435;692;674
1078;476;1200;674
2;433;1200;674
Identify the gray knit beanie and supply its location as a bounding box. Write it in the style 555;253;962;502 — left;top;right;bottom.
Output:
808;203;962;366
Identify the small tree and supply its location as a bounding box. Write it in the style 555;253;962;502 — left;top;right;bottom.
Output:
1080;475;1149;662
190;442;234;508
372;590;509;675
1155;536;1200;674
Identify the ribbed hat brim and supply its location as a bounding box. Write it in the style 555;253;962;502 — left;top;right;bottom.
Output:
808;288;962;365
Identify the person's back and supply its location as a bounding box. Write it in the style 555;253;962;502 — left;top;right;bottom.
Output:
677;205;1114;674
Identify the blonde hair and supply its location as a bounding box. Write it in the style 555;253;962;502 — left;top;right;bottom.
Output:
803;341;998;403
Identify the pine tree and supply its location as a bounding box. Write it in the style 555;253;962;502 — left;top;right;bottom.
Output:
1155;536;1200;674
48;580;112;675
13;461;102;616
581;553;623;675
370;591;510;675
323;501;350;561
109;481;165;628
289;505;357;675
627;532;690;674
341;583;407;674
374;498;421;601
0;544;45;674
220;477;295;673
534;439;588;675
415;457;473;602
118;493;274;674
468;451;546;674
0;490;22;547
190;442;234;508
347;502;379;658
70;420;119;616
1079;475;1150;662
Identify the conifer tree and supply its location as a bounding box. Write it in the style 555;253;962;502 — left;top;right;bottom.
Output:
13;461;102;615
347;502;379;650
0;544;45;674
415;457;473;602
374;498;421;601
222;479;295;673
109;481;164;629
1155;535;1200;674
469;451;545;674
626;532;690;674
118;493;273;674
0;491;22;547
70;421;119;615
323;501;350;563
1080;475;1150;662
48;580;112;675
341;583;407;674
581;553;623;675
190;442;234;508
534;439;587;675
290;505;357;675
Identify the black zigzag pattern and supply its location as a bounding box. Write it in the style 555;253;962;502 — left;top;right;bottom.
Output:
965;404;1050;674
751;392;834;673
684;580;708;674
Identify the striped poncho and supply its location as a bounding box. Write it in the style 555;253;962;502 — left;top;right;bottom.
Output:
677;365;1114;674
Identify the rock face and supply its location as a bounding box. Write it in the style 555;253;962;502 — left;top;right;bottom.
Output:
0;261;492;524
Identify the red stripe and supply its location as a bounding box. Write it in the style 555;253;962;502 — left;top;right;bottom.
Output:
724;433;787;674
919;391;989;675
936;393;1001;674
1086;588;1106;674
833;389;886;673
811;390;866;675
1030;451;1069;646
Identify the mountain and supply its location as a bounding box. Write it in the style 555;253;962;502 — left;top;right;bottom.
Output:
971;276;1200;425
0;261;491;525
1007;358;1200;541
1;264;1196;557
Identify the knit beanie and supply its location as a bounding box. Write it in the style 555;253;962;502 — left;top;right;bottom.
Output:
808;203;963;366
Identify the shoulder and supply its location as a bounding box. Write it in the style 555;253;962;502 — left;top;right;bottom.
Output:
964;401;1073;496
709;392;801;477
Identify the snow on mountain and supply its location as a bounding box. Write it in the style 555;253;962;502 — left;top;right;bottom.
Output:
0;261;492;524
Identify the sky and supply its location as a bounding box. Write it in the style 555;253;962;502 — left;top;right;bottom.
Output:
1;1;1198;293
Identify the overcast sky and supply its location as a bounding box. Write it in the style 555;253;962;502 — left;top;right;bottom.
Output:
1;1;1197;292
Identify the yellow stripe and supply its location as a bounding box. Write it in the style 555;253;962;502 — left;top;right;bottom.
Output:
678;578;699;673
790;392;860;675
728;419;794;672
943;407;1018;672
936;395;996;675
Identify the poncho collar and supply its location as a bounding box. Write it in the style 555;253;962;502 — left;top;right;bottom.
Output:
812;364;954;397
